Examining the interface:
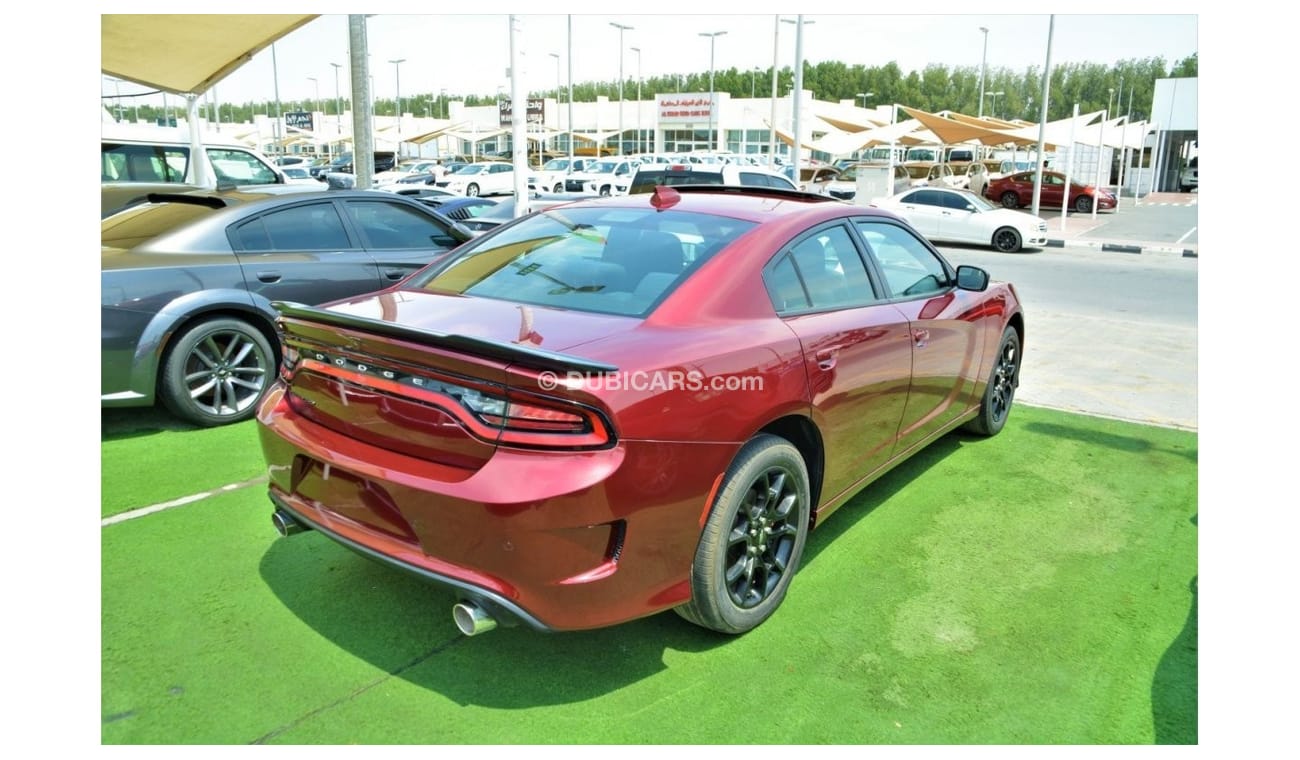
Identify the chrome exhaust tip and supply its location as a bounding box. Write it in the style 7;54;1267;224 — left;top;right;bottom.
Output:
272;509;308;538
452;601;498;636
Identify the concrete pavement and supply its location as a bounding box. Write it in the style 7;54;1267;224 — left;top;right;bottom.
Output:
1030;191;1199;257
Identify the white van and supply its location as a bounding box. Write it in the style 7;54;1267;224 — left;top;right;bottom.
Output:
101;124;285;187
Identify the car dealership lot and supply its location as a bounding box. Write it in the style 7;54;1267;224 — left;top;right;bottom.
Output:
101;218;1198;743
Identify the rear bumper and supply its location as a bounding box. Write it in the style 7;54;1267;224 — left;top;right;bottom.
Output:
268;491;552;631
257;385;737;631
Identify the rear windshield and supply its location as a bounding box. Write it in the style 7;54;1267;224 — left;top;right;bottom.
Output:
410;207;755;317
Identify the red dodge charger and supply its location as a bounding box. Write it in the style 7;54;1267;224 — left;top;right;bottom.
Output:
258;185;1024;636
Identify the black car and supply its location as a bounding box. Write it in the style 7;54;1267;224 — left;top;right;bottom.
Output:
102;185;469;426
311;151;398;178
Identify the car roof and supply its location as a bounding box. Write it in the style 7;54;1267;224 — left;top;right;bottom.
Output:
557;185;853;224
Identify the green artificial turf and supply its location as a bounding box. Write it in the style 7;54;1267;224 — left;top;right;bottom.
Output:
100;410;267;518
101;404;1197;744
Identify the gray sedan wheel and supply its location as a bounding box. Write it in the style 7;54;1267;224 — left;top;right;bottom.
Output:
160;317;274;427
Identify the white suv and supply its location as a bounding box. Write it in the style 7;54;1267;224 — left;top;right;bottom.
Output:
528;157;598;193
566;158;641;196
628;163;797;194
101;124;284;187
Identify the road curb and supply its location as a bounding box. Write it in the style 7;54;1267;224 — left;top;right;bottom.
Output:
1045;238;1198;258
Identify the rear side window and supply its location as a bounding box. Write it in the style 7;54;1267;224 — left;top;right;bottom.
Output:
771;225;876;312
102;143;189;183
236;203;351;251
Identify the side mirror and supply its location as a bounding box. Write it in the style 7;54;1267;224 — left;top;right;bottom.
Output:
956;265;989;292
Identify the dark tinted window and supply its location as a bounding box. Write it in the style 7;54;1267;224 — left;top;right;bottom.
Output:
938;191;972;210
739;171;773;187
242;202;351;251
413;207;755;317
629;169;724;194
344;200;451;249
102;143;188;183
910;190;944;207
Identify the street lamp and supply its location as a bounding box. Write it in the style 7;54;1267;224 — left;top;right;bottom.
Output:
610;22;633;155
631;46;643;153
982;90;1004;119
549;53;562;153
1107;87;1115;117
307;76;319;116
389;57;406;142
330;62;343;134
978;26;989;118
700;30;727;152
856;91;873;108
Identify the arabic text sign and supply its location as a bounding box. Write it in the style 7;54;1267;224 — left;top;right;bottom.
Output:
499;98;546;126
657;94;714;124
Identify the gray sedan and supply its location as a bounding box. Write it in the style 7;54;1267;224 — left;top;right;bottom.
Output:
102;185;468;426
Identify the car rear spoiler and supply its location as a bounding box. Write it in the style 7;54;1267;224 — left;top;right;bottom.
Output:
272;301;619;375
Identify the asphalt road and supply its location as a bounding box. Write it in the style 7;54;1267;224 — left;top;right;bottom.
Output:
939;243;1198;430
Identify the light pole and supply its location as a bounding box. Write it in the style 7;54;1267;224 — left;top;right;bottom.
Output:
307;76;319;116
856;91;873;109
977;26;989;118
389;58;406;140
440;88;448;120
330;62;343;132
610;22;634;155
983;90;1004;119
1107;87;1115;117
105;76;124;122
700;30;726;152
631;46;643;153
549;53;562;153
780;17;812;173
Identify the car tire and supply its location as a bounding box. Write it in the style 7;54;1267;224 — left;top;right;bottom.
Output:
963;325;1020;437
1074;195;1092;213
1000;191;1019;209
599;185;612;197
992;226;1023;253
466;183;480;197
552;183;563;193
675;434;811;635
1179;184;1191;193
159;317;275;427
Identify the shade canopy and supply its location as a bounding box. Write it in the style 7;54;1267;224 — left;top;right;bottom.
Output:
102;14;319;95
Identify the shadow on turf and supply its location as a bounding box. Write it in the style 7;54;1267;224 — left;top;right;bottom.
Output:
102;406;199;441
1151;515;1198;745
1021;420;1198;464
252;429;974;709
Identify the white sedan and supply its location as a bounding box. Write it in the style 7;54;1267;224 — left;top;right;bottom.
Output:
437;161;515;197
870;186;1048;253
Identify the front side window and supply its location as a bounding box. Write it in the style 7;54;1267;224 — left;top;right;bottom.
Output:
411;208;755;317
207;148;279;185
854;221;951;300
344;200;451;249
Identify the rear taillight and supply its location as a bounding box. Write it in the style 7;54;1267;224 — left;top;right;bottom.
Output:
285;342;612;449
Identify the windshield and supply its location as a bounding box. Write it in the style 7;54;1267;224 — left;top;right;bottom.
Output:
587;161;619;174
411;207;757;317
455;164;489;175
957;190;996;211
542;159;571;171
